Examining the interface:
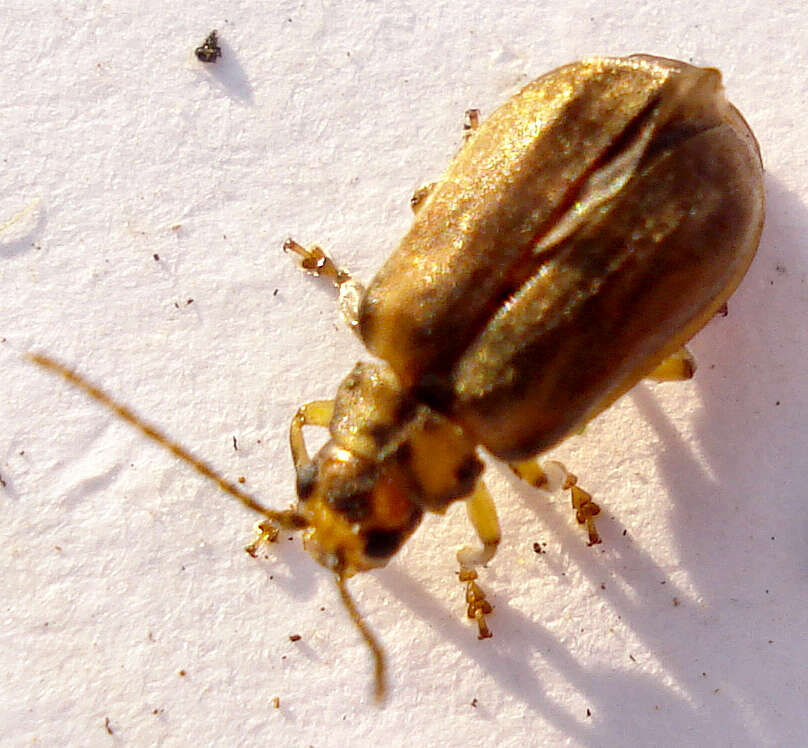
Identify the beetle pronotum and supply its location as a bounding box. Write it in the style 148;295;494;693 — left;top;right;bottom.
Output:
30;54;765;702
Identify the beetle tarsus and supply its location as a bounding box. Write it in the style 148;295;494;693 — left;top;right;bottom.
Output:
570;485;602;546
459;566;494;639
284;238;364;329
244;520;281;557
511;458;602;545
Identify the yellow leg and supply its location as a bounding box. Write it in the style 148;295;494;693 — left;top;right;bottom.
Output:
510;458;602;546
456;480;499;639
289;399;334;473
283;238;364;330
646;346;696;382
410;110;481;214
457;480;501;566
458;567;493;639
247;399;334;557
410;182;436;213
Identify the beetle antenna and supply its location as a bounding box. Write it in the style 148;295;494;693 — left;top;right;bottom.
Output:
336;571;387;703
26;352;308;530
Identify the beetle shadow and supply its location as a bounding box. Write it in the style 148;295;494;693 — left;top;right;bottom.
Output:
473;170;807;744
635;172;808;742
378;562;711;743
375;174;806;742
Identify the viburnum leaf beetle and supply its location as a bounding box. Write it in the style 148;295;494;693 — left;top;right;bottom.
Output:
30;54;764;703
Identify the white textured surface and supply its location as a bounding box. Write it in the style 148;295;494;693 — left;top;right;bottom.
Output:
2;2;806;746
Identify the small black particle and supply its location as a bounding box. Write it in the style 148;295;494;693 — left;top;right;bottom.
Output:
629;654;636;662
289;634;301;642
153;253;160;261
195;31;222;63
0;474;6;488
600;583;606;590
775;400;780;406
586;708;591;717
273;288;279;296
768;640;774;644
104;717;113;735
532;542;544;554
174;302;179;309
186;298;193;305
622;529;627;536
233;435;238;450
471;698;478;707
775;263;786;274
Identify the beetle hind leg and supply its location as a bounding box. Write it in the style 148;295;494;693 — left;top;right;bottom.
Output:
510;459;602;546
646;346;696;382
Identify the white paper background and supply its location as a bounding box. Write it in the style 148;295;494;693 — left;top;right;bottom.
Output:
2;2;806;746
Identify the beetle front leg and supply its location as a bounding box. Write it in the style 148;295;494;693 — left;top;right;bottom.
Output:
510;459;602;546
284;238;365;330
456;480;499;639
247;399;335;558
457;480;501;566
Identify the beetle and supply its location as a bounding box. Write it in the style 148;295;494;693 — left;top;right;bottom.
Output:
30;54;765;702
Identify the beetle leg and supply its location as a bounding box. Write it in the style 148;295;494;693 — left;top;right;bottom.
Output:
457;480;501;566
455;480;498;639
458;566;494;640
646;346;696;381
463;108;480;139
409;182;436;213
283;238;365;330
247;399;335;557
289;399;334;472
510;459;602;546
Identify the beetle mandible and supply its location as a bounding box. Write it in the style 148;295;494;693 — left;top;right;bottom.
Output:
31;54;765;702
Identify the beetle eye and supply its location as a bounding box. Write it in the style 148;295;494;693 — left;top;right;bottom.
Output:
295;463;318;501
363;529;405;559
